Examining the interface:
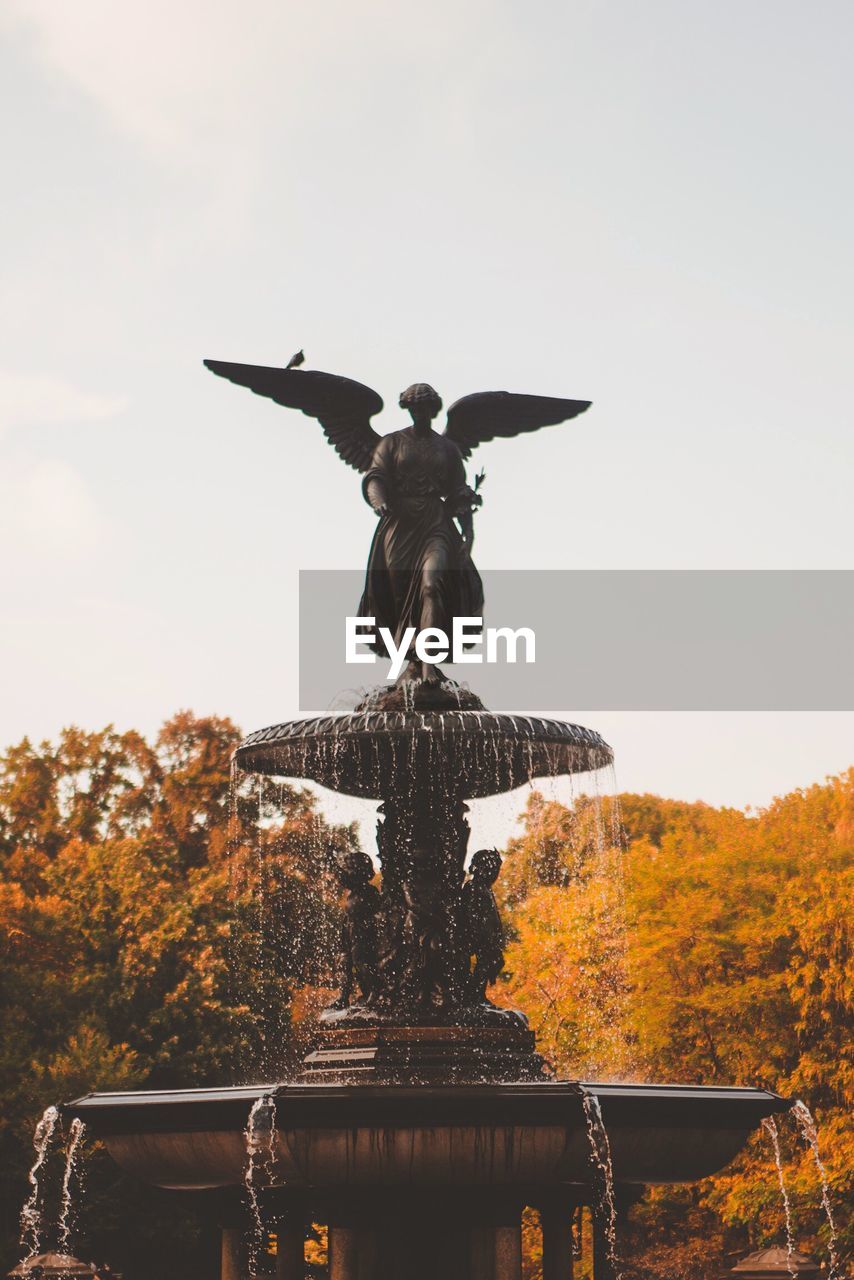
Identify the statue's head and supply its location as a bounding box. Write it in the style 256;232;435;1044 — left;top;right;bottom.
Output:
470;848;502;885
332;848;375;889
399;383;442;424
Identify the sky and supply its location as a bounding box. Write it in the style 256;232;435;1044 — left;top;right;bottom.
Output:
1;0;853;829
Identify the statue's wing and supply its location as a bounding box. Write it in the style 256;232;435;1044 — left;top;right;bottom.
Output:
204;360;384;472
444;391;591;459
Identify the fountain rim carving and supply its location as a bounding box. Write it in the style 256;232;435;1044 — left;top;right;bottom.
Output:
65;1079;791;1192
234;708;614;799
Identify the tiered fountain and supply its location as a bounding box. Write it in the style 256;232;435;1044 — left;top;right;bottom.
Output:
66;359;789;1279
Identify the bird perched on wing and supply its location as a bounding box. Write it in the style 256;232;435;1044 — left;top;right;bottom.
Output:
286;349;305;370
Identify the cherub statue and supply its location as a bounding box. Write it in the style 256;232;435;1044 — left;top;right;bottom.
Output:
330;849;381;1009
204;356;590;685
461;848;506;1005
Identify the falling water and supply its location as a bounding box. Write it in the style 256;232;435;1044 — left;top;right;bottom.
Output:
57;1119;86;1256
19;1105;59;1259
255;776;268;1072
226;756;242;909
244;1095;278;1280
762;1116;797;1280
581;1091;620;1280
791;1101;840;1278
226;758;253;1074
516;763;629;1079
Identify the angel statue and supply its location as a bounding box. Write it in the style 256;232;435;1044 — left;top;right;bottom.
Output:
204;356;590;688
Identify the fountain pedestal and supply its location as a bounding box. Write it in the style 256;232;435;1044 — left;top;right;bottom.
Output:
304;1020;544;1083
238;706;611;1085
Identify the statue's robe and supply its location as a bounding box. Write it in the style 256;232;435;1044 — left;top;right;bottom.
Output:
358;428;483;653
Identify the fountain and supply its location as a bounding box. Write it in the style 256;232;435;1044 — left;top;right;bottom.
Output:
62;357;790;1279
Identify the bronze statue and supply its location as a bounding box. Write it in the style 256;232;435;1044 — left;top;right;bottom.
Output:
461;849;506;1005
359;382;483;685
330;849;381;1009
204;356;590;685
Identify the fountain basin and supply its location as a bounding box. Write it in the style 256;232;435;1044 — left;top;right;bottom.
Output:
66;1080;788;1194
234;711;612;798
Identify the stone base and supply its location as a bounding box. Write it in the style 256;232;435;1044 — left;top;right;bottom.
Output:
301;1024;548;1084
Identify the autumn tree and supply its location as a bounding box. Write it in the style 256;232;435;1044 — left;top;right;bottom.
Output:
498;778;852;1277
0;713;351;1278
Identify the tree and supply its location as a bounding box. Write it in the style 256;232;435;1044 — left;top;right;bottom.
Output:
497;779;853;1276
0;713;351;1278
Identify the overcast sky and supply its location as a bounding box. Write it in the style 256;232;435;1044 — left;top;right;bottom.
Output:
1;0;853;826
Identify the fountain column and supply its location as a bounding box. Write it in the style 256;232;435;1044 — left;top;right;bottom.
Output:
324;1197;523;1280
471;1222;523;1280
274;1208;306;1280
328;1223;378;1279
220;1225;242;1280
540;1203;574;1280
